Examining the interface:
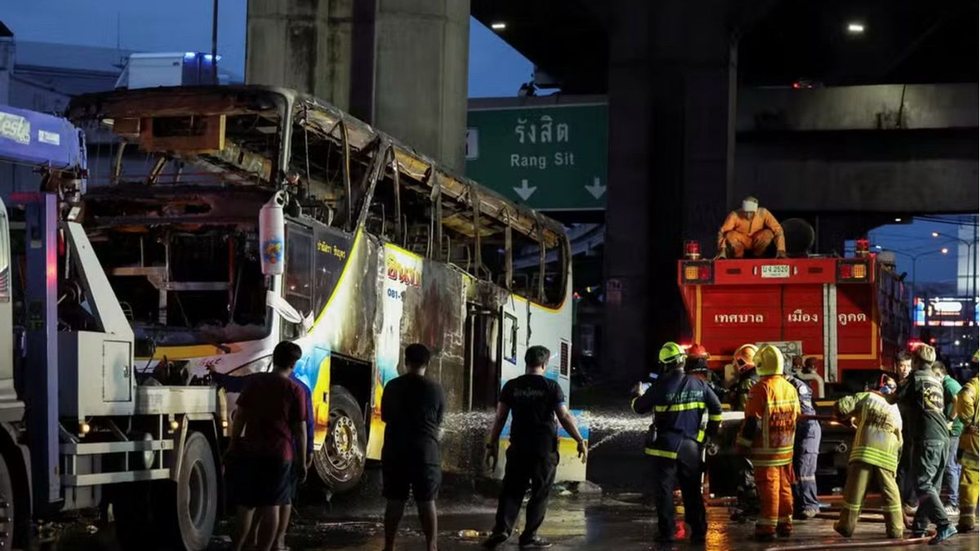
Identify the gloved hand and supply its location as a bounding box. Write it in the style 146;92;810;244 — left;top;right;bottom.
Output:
631;381;651;397
485;441;499;472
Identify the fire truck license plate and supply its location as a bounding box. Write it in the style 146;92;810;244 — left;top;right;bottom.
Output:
761;265;791;278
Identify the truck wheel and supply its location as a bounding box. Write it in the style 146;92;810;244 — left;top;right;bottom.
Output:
0;454;14;551
314;386;366;493
169;431;218;550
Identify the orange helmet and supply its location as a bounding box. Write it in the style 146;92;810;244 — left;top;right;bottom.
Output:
687;343;710;360
734;344;758;372
685;344;711;374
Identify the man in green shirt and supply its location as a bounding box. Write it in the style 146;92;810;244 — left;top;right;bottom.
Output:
933;361;963;515
890;344;957;544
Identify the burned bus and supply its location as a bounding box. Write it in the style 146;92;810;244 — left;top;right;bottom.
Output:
67;86;575;492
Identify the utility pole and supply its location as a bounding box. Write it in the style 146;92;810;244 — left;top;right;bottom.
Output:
211;0;219;83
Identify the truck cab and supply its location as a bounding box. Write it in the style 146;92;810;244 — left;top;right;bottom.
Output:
0;105;222;550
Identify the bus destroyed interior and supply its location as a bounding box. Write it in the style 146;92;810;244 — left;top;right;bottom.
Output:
69;86;568;383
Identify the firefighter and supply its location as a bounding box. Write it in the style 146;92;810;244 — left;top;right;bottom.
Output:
686;344;727;400
735;345;800;541
888;344;957;544
716;196;787;259
729;344;760;411
955;373;979;533
631;342;723;544
786;358;821;520
729;343;761;521
831;377;905;539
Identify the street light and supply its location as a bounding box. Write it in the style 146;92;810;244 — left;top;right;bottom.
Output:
876;247;950;307
931;230;977;301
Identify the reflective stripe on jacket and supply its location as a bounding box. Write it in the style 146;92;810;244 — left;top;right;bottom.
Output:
956;377;980;470
835;391;903;471
632;369;724;459
737;375;799;467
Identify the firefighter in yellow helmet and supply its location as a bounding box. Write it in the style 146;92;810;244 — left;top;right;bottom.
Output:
955;372;979;532
736;345;800;541
631;342;723;543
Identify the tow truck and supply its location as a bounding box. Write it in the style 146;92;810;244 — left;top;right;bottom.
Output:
677;229;910;495
0;105;221;549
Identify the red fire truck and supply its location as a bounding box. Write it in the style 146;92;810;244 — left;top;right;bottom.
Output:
677;248;909;391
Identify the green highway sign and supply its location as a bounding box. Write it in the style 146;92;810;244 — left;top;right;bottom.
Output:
465;101;608;210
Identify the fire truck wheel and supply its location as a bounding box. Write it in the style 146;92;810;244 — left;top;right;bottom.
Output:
168;431;219;550
0;454;14;551
314;386;366;493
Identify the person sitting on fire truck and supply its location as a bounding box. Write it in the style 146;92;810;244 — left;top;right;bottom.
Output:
716;196;787;259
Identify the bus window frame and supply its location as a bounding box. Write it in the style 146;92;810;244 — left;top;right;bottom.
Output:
283;221;315;317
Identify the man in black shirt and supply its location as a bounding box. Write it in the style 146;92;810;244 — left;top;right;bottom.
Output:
381;344;445;551
483;346;587;549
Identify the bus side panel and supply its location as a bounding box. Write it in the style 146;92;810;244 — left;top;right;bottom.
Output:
366;244;467;461
299;230;380;450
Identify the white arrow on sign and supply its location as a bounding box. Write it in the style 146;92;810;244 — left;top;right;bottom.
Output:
585;176;606;199
514;179;537;201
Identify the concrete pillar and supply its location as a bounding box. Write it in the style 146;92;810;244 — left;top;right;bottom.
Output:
246;0;349;104
0;30;13;105
368;0;470;172
246;0;469;171
604;0;737;382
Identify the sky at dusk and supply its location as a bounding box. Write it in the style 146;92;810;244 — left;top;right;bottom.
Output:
2;3;975;289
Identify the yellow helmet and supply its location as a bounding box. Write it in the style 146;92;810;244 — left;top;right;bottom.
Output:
659;342;686;365
734;344;759;372
754;345;785;377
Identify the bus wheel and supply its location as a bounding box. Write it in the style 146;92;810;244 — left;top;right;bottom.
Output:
154;431;218;550
0;454;14;551
315;386;366;493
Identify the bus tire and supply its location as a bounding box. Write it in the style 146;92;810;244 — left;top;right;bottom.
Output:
0;453;14;551
314;386;366;493
156;431;218;550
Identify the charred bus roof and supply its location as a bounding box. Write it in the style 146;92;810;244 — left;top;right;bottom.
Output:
67;85;566;248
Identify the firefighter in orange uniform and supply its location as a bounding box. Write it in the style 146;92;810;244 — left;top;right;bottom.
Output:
736;345;800;541
717;196;787;259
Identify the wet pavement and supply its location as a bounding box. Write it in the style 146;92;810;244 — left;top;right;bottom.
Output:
38;406;980;550
38;474;980;551
261;490;978;551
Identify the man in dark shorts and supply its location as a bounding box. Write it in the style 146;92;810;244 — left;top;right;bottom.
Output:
228;341;309;551
209;357;314;551
381;343;445;551
484;346;587;549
